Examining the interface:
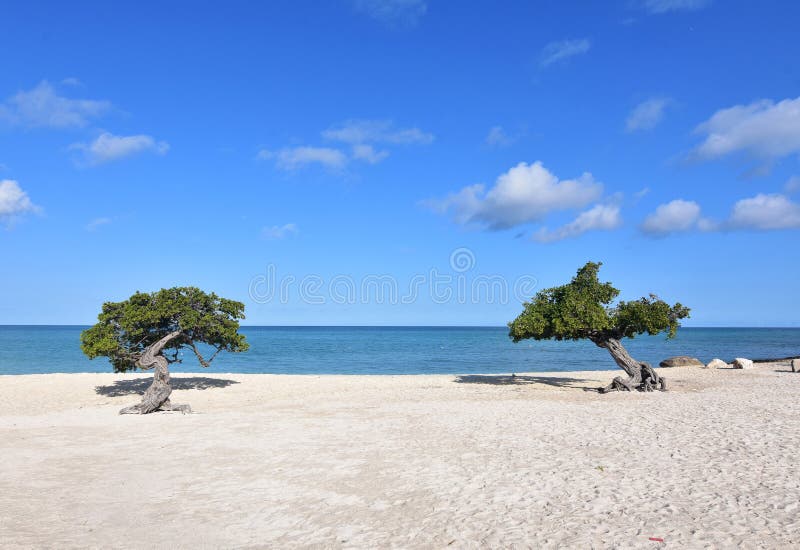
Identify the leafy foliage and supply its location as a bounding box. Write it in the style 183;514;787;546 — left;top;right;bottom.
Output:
509;262;689;344
81;287;249;372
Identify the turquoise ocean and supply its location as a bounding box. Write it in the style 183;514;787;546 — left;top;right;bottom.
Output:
0;326;798;375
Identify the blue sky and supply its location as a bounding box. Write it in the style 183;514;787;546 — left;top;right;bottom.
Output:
1;0;799;326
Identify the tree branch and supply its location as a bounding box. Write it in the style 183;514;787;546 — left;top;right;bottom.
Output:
136;330;184;370
189;341;221;368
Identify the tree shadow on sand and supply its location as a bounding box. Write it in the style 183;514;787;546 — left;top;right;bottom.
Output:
773;365;797;373
454;374;597;390
95;377;239;397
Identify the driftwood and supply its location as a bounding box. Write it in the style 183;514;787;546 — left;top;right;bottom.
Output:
725;355;799;372
119;331;192;415
750;355;800;363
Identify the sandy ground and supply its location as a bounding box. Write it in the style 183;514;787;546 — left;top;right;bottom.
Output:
1;363;799;549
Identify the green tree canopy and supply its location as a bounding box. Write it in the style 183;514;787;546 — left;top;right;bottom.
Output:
509;262;690;345
81;287;249;372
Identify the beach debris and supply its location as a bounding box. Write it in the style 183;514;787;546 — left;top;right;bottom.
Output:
705;358;728;369
649;537;665;542
732;357;755;369
659;355;703;368
793;358;799;373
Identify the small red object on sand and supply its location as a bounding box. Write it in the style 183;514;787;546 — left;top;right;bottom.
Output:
649;537;664;542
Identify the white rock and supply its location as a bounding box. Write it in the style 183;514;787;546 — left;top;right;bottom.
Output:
732;357;754;369
706;358;728;369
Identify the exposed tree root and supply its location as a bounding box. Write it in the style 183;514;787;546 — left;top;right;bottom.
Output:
119;398;192;415
599;362;667;393
589;337;668;394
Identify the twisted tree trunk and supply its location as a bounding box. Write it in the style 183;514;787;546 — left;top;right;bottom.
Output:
594;337;667;393
119;331;192;414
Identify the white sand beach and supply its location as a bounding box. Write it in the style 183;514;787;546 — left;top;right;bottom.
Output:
1;363;799;548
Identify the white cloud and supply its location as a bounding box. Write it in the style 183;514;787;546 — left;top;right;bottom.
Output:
0;180;41;224
71;132;169;165
692;96;800;163
643;194;800;235
641;199;714;235
61;77;82;87
426;161;603;230
352;0;427;25
728;193;800;230
533;203;622;243
485;126;514;147
539;39;591;68
352;144;389;164
258;146;347;171
86;217;112;231
261;223;298;240
323;119;434;145
785;176;800;193
626;97;671;132
642;0;711;14
263;120;432;172
0;80;110;128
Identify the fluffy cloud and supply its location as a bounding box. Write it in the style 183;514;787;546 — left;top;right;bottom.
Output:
626;98;671;132
0;180;40;224
261;223;298;240
642;193;800;235
640;199;713;235
728;194;800;230
642;0;711;14
323;119;433;145
533;203;622;243
539;39;591;68
352;0;427;25
258;146;347;171
71;132;169;165
0;81;110;128
426;161;603;230
691;96;800;162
